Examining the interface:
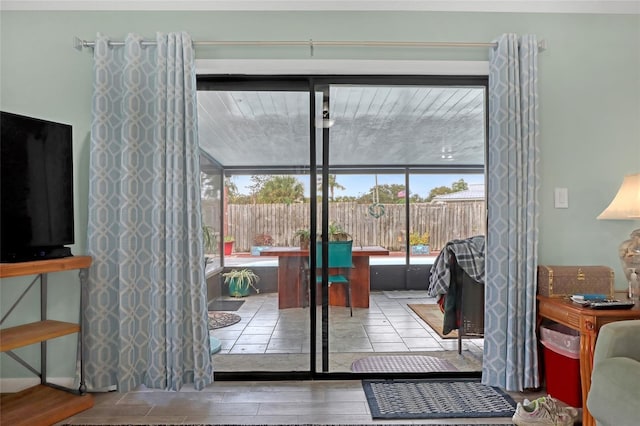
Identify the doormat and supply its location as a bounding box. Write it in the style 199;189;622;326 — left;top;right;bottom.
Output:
208;298;245;311
408;303;457;338
207;311;241;329
351;355;457;373
362;378;516;420
383;290;436;300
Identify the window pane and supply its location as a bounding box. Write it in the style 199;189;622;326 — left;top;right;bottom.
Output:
201;163;222;271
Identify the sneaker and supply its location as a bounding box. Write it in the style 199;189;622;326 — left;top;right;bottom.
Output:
512;395;578;425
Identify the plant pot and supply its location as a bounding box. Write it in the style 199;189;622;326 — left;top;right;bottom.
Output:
410;244;430;255
224;241;234;255
300;238;310;250
228;277;250;297
331;232;351;241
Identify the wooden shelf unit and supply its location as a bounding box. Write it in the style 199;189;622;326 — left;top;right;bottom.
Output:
0;384;95;426
0;256;94;426
0;320;80;352
0;256;93;278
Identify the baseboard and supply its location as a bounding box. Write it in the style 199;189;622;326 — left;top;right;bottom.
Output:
0;377;75;393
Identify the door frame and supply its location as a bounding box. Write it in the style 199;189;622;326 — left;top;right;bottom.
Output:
198;73;488;381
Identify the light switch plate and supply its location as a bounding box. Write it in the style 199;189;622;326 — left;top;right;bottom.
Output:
554;187;568;208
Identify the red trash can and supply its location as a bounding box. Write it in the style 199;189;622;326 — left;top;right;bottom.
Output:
540;324;582;408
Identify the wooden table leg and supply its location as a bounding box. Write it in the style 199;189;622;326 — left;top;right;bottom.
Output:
323;258;372;309
350;257;370;308
277;256;306;309
579;325;598;426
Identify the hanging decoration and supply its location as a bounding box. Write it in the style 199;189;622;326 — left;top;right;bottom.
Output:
368;175;385;218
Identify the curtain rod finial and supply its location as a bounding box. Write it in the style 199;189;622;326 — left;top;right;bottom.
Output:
74;36;94;51
73;36;84;51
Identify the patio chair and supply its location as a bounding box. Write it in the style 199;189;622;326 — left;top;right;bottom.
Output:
313;240;354;316
444;253;485;354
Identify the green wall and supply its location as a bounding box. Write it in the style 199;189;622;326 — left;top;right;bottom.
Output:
1;10;639;380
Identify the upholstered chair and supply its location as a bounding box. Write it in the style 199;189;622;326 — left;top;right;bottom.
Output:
586;319;640;426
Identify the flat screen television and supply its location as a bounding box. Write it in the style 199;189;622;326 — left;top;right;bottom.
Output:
1;111;74;262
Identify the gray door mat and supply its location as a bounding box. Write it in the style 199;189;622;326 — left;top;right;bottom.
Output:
351;355;457;373
207;298;245;311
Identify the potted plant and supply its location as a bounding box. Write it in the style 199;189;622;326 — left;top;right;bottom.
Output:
253;233;273;246
223;235;235;255
202;225;217;265
328;221;351;241
409;231;430;255
251;233;273;255
295;228;311;250
222;268;260;297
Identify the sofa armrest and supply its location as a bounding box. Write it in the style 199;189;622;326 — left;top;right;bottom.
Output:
587;357;640;426
593;319;640;365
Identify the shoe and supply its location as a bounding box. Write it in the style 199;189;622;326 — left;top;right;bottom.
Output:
512;395;578;425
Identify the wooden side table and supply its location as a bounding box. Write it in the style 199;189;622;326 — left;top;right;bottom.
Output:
537;294;640;426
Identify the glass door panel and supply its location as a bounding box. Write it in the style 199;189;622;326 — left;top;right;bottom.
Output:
319;83;487;373
408;173;486;266
197;89;313;373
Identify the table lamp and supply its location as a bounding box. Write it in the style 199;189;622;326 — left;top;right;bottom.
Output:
597;173;640;300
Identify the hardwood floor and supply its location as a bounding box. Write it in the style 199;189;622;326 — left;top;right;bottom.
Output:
58;380;546;425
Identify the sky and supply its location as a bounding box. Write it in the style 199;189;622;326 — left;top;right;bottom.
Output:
231;173;484;198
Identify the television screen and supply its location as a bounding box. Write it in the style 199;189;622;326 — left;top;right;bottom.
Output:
1;111;74;262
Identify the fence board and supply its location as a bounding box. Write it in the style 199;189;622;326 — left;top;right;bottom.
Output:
203;201;485;252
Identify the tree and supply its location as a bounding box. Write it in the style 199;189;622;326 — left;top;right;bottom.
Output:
224;176;240;202
201;172;220;200
452;179;468;192
317;174;345;201
257;175;305;204
248;175;268;205
409;193;425;203
333;195;358;202
425;178;469;202
358;183;408;204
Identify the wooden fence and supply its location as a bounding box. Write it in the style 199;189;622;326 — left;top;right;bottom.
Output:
203;201;485;252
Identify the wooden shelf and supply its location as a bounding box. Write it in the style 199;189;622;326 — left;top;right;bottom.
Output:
0;384;94;426
0;256;92;278
0;320;80;352
1;255;93;425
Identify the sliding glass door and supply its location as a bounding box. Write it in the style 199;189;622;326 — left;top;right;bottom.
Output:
197;76;487;377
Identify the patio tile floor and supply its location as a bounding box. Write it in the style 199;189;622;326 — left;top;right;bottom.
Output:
210;291;484;372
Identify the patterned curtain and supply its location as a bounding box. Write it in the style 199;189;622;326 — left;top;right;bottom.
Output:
83;32;213;392
483;34;540;391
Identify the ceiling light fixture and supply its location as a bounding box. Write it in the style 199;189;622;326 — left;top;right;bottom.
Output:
440;146;455;161
315;101;335;128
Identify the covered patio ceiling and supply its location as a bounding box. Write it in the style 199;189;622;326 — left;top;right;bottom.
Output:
197;85;486;169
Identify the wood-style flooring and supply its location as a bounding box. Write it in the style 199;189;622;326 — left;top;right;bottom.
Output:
58;380;546;425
